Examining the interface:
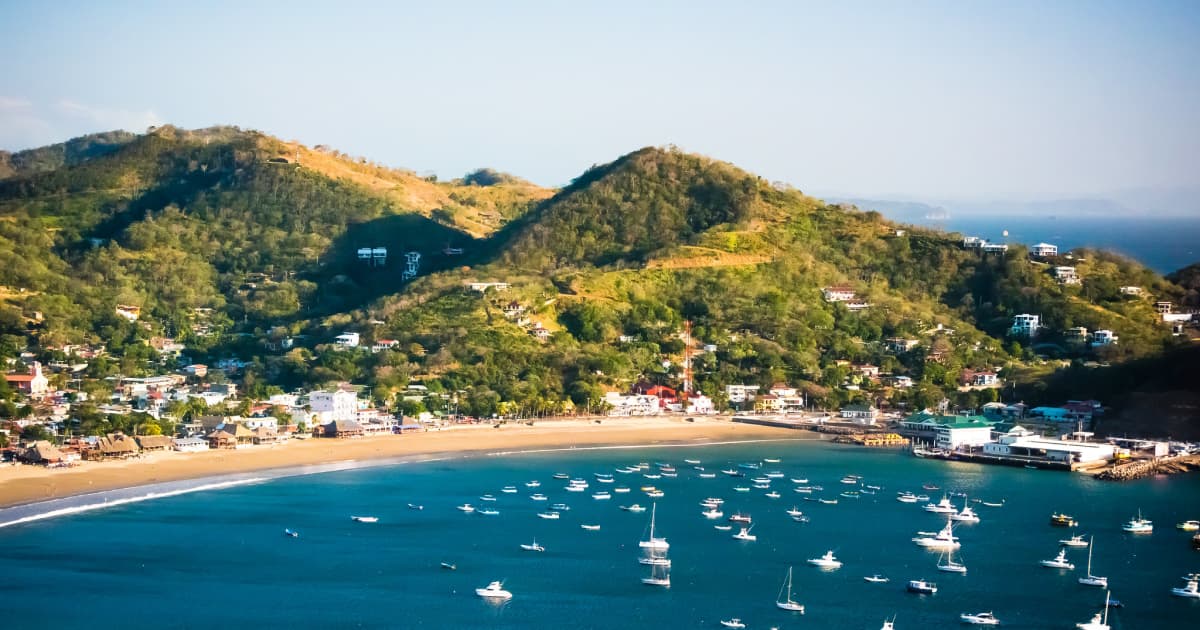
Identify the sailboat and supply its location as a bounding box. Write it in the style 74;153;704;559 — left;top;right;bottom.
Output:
519;538;544;552
641;562;670;587
937;548;967;574
1075;592;1111;630
881;617;896;630
1078;536;1107;587
775;566;805;612
639;502;669;551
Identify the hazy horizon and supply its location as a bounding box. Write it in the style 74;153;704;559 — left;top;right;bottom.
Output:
2;1;1198;204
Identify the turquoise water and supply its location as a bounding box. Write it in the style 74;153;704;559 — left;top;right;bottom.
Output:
2;441;1198;629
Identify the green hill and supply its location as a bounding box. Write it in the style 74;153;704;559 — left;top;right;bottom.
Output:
0;129;1192;432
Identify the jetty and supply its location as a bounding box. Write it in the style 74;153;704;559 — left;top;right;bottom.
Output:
832;433;909;447
1093;454;1200;481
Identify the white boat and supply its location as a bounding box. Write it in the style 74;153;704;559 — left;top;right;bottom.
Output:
721;469;739;476
1122;510;1153;533
937;549;967;574
550;503;570;511
641;562;670;587
530;493;547;501
765;471;785;479
350;516;378;523
951;504;980;523
525;480;540;488
638;551;670;566
924;495;956;514
714;524;733;531
719;619;745;628
1075;592;1111;630
520;539;544;552
912;519;960;549
595;476;614;483
786;506;804;517
568;479;588;488
776;566;805;612
732;526;756;541
565;485;586;493
765;491;781;499
1176;520;1200;531
475;580;512;601
537;511;560;520
501;486;518;493
1171;576;1200;598
613;486;631;493
1078;536;1107;587
733;486;750;493
456;504;475;513
581;524;601;531
477;508;500;516
699;472;717;478
702;497;725;505
863;575;889;583
684;459;701;465
729;512;752;524
897;492;919;504
480;494;497;502
794;487;813;494
703;509;724;519
960;612;1000;625
621;504;647;513
639;503;669;551
1040;548;1075;570
906;579;937;594
807;550;842;569
791;478;808;484
643;473;662;480
592;492;612;500
818;498;838;505
980;500;1005;508
764;458;781;463
407;503;424;510
552;473;569;480
881;617;896;630
1060;534;1090;547
646;490;665;498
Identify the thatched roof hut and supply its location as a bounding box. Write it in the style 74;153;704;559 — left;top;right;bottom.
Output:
97;433;141;459
135;435;174;451
20;440;63;464
206;430;237;449
324;419;365;438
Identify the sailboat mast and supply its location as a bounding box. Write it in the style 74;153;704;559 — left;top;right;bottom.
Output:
1087;536;1093;575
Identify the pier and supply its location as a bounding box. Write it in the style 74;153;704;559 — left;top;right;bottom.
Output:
1093;454;1200;481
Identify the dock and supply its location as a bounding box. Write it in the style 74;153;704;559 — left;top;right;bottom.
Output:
831;433;909;447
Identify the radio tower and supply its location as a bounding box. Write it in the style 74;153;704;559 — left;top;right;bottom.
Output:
682;319;692;412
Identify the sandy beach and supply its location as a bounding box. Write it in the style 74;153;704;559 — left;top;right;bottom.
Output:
0;418;809;509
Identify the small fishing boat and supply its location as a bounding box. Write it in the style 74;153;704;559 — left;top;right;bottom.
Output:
480;494;497;502
721;469;739;476
732;526;756;541
738;462;762;470
1121;510;1152;533
501;486;518;493
765;491;781;499
1074;592;1111;630
1061;533;1090;547
283;528;299;538
765;471;785;479
818;498;839;505
840;491;860;499
477;508;500;516
456;504;475;513
351;516;378;523
840;476;859;485
520;539;545;552
643;473;662;480
865;484;881;491
699;472;717;478
1175;520;1200;531
729;512;752;524
581;524;601;531
751;476;771;484
661;472;678;478
794;487;813;494
440;562;456;570
913;494;929;501
1171;575;1200;598
792;514;810;523
537;511;560;520
613;486;631;493
565;485;586;492
530;493;548;501
552;473;569;480
595;476;615;484
646;490;665;498
594;472;614;480
684;459;701;465
1040;548;1075;569
775;566;805;613
807;550;842;569
763;458;781;463
786;506;804;517
525;480;541;488
1050;512;1078;527
719;619;745;628
638;555;671;567
550;503;570;511
906;579;937;594
476;580;512;601
791;478;809;484
733;486;751;493
407;503;424;511
702;497;725;505
592;491;612;500
922;484;940;491
980;500;1005;508
897;492;919;503
702;508;724;519
863;575;889;583
960;612;1000;625
621;504;647;513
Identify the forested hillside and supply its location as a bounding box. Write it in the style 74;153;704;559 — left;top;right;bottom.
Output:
0;128;1191;425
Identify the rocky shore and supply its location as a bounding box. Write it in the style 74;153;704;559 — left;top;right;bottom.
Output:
1094;454;1200;481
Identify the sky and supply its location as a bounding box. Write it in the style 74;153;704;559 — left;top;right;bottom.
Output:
1;0;1198;201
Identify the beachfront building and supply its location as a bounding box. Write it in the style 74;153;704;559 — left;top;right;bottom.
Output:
1010;314;1040;338
309;385;359;423
900;412;997;450
4;361;50;397
1031;242;1059;257
604;393;661;416
725;384;760;406
323;419;366;438
840;404;880;425
984;427;1114;464
173;437;209;452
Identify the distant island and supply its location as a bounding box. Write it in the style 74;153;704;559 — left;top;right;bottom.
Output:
1;124;1198;463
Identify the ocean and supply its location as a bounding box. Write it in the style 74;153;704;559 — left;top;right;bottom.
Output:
1;440;1198;629
898;214;1200;275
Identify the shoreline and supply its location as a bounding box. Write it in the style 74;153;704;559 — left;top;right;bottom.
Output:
0;418;812;511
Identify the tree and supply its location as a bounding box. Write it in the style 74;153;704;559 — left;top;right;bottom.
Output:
20;424;52;443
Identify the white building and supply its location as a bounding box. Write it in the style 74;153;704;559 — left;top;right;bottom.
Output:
822;286;857;302
725;384;760;405
889;375;914;388
243;417;279;431
173;437;209;453
1010;314;1040;337
1031;243;1059;257
885;337;919;353
1053;266;1081;285
604;393;661;416
962;236;985;248
335;332;360;348
984;428;1114;464
981;243;1009;253
1090;329;1118;346
1119;286;1144;296
467;281;510;293
900;413;996;450
309;387;359;423
840;404;879;425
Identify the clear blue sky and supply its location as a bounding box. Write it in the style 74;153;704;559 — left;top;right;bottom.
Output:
1;0;1197;199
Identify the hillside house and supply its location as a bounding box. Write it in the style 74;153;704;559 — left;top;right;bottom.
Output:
1010;314;1040;337
885;337;919;353
1053;266;1081;285
503;301;526;318
467;281;510;293
769;383;797;398
371;339;399;353
961;370;1000;388
1155;301;1174;314
1090;329;1118;346
888;375;914;388
1031;243;1058;257
335;332;360;348
4;361;49;397
1119;286;1143;296
962;236;985;249
981;243;1009;254
725;384;760;405
115;304;141;321
532;324;550;341
822;286;857;302
1064;327;1089;344
853;364;880;378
